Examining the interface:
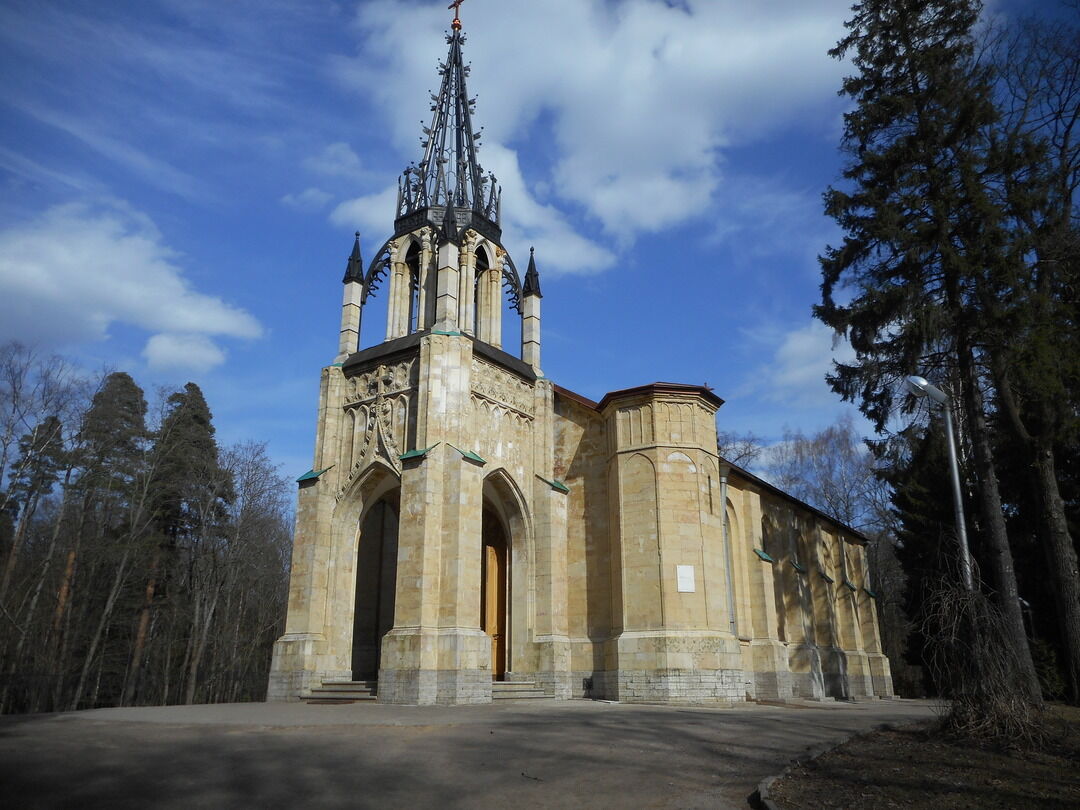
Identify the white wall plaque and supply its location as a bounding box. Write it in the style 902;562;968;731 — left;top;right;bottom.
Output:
676;565;695;593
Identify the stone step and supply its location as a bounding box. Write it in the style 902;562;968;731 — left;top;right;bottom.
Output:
305;680;378;703
307;691;378;701
492;681;552;700
305;680;555;702
318;680;378;689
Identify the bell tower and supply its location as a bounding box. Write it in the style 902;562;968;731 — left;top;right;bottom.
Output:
270;7;565;705
331;11;540;366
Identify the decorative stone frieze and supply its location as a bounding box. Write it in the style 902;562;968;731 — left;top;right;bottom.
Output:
470;357;534;417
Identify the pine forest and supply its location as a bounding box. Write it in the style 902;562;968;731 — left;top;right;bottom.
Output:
0;342;292;713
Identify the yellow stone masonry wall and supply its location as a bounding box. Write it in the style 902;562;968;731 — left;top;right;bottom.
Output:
269;362;894;705
268;227;893;705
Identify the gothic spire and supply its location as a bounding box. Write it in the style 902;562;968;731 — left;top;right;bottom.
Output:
342;231;363;283
523;247;542;298
395;17;501;241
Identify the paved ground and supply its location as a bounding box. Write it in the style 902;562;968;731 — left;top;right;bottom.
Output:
1;697;935;809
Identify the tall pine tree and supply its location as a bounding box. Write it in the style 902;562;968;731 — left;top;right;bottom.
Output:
152;382;229;541
126;382;233;705
59;372;149;710
981;8;1080;702
817;0;1041;699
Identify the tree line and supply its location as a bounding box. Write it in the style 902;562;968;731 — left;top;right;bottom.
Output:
715;5;1080;724
0;342;292;713
808;0;1079;732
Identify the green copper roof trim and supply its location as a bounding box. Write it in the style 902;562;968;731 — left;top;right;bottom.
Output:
296;465;334;483
791;560;807;574
753;548;775;563
843;579;858;592
863;587;879;599
399;443;439;461
431;330;463;336
448;444;486;464
538;476;570;494
818;568;835;584
328;363;344;368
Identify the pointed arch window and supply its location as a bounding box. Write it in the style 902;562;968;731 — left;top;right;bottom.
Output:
406;242;421;334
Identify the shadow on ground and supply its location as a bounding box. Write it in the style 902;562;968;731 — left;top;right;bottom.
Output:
0;700;934;809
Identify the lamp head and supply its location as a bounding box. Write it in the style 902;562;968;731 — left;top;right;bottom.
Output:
905;375;948;405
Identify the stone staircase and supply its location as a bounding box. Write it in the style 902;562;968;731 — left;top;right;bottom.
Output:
304;678;552;703
491;680;552;700
305;680;377;704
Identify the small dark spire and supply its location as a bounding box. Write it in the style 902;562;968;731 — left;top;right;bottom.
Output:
523;246;542;298
342;231;364;283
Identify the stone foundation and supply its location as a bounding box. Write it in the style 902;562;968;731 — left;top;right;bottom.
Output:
614;668;741;703
267;633;324;702
377;667;437;704
377;627;493;704
436;669;492;704
787;643;826;700
533;670;573;698
747;639;794;701
868;652;895;698
568;670;617;699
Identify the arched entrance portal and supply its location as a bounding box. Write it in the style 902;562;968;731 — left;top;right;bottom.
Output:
352;494;400;680
481;506;508;680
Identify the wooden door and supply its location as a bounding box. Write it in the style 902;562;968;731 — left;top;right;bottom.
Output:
481;526;507;680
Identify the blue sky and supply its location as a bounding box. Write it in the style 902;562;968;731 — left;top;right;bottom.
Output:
0;0;1036;477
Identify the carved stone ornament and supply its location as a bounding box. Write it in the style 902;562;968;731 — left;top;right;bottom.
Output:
337;361;416;498
470;357;533;418
344;359;416;408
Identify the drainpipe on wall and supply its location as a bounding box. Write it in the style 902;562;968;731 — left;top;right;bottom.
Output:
719;463;738;637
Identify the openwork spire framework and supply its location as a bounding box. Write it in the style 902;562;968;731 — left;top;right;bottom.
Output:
395;28;501;242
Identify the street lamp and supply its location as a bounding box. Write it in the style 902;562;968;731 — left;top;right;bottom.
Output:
906;375;973;590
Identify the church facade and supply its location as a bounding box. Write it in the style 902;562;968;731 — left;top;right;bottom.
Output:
268;18;893;706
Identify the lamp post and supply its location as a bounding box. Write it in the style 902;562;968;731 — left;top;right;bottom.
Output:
906;375;973;590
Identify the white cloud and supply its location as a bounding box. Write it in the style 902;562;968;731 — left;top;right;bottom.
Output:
334;0;851;247
0;201;263;369
142;332;226;372
281;187;332;211
480;143;615;274
747;319;855;408
331;185;399;239
303;142;365;180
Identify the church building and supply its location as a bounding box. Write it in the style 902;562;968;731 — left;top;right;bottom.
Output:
268;12;893;706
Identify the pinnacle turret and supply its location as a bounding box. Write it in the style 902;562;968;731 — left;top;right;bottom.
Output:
523;247;542;298
395;24;501;242
342;231;363;283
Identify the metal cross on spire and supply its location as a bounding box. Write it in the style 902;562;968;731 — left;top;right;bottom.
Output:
393;0;501;241
448;0;465;31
